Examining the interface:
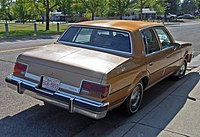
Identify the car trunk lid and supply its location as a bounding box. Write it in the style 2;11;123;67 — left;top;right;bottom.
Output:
18;44;129;85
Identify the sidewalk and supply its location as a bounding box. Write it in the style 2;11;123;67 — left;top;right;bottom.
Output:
75;62;200;137
0;34;59;42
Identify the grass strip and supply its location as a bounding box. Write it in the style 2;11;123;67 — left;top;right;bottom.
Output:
0;23;68;38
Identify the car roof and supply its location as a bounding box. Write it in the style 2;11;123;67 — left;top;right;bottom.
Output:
74;20;162;32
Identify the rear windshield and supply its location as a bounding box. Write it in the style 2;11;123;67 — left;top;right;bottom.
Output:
58;26;132;54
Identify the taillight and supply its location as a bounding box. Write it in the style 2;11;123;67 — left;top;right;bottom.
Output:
13;62;28;76
80;80;110;98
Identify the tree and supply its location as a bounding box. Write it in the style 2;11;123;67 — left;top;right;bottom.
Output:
59;0;73;21
11;0;27;22
71;0;85;17
37;0;60;30
10;0;41;22
181;0;197;14
95;0;108;17
0;0;13;21
128;0;166;19
196;0;200;13
108;0;136;19
106;0;166;19
165;0;181;14
80;0;101;20
33;0;45;24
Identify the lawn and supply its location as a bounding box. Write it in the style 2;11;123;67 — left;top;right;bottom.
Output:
0;23;68;38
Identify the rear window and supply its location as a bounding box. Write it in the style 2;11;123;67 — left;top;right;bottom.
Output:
59;26;132;54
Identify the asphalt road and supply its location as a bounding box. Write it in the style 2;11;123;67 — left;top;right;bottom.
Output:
0;22;200;137
167;21;200;57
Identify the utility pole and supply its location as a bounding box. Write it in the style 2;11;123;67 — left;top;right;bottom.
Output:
140;0;143;20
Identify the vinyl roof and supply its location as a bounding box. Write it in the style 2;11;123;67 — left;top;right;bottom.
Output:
75;20;162;32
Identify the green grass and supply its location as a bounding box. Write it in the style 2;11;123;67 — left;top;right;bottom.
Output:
0;23;68;38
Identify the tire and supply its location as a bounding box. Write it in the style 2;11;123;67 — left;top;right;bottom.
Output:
121;81;143;116
173;59;187;80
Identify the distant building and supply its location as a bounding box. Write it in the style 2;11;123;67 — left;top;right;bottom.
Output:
122;8;157;20
51;10;67;21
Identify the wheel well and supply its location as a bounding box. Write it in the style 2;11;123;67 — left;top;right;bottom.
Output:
141;76;149;90
185;54;191;63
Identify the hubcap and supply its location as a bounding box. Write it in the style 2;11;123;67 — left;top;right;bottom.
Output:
130;85;141;111
179;62;186;76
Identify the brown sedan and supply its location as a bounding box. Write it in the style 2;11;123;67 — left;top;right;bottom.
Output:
6;20;192;119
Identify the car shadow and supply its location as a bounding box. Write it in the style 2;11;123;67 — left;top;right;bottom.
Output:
0;72;199;137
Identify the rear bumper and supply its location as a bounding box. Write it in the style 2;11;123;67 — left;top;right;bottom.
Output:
5;74;109;119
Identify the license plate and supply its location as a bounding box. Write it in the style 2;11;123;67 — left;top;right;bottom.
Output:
42;76;60;92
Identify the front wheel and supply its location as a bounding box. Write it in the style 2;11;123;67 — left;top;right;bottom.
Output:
122;81;143;116
173;60;187;80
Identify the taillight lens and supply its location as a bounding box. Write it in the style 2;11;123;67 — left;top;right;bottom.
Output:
13;62;28;76
80;80;110;98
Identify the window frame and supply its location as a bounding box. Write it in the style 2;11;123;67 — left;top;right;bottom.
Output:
153;26;174;50
140;28;162;56
58;25;134;57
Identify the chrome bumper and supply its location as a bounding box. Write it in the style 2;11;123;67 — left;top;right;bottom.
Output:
5;74;109;119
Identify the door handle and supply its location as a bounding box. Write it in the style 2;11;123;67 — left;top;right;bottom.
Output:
149;62;154;66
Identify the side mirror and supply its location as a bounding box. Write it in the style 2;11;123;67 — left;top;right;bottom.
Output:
173;43;181;49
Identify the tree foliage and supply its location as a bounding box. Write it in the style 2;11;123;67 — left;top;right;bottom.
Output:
11;0;37;22
0;0;13;20
80;0;102;20
181;0;197;14
197;0;200;12
2;0;199;31
165;0;181;14
107;0;136;19
59;0;73;16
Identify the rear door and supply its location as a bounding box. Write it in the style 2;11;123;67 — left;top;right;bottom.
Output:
141;28;166;85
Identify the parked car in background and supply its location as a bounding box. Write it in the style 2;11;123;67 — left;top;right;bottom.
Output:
177;14;195;19
166;13;177;20
15;19;26;23
157;13;177;20
6;20;192;119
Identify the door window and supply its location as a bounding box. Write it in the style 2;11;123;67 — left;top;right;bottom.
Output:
141;29;160;55
154;27;172;49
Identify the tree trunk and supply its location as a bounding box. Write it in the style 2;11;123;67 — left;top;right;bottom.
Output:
46;0;50;31
118;0;122;20
91;12;95;20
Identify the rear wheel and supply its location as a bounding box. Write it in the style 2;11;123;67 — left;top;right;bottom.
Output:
173;60;187;79
122;81;143;116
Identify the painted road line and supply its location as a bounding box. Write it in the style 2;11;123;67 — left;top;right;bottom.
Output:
0;46;43;53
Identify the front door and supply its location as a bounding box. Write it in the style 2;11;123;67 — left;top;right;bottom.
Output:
154;27;182;76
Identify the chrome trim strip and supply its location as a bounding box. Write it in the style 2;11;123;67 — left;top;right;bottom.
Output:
25;73;40;81
145;50;162;57
60;83;80;93
145;46;175;57
161;46;174;51
55;90;107;106
110;84;131;95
